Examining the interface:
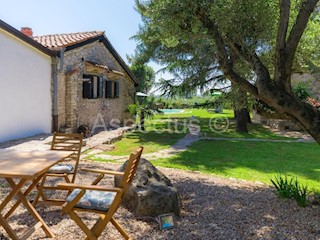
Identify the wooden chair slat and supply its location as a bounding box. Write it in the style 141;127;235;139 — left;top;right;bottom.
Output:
60;146;143;240
33;132;83;206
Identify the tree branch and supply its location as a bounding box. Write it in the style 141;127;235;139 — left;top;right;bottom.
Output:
287;0;319;60
274;0;290;86
230;43;272;91
203;75;224;84
200;19;258;96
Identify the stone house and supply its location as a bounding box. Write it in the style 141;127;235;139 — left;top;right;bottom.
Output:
32;31;138;133
0;20;55;143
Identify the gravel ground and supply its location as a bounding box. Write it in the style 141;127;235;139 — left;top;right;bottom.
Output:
1;160;320;240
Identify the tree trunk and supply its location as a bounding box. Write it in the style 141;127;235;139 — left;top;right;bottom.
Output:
233;86;249;133
140;111;145;131
246;111;251;123
235;108;249;133
203;1;320;141
257;80;320;143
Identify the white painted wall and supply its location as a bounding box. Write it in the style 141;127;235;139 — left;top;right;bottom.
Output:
0;29;52;143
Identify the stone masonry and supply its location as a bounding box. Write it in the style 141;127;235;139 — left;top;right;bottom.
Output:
56;41;136;133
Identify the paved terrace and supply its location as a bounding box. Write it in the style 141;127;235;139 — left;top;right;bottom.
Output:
0;126;134;152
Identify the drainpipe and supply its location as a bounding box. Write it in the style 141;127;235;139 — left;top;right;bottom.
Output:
52;56;59;132
52;48;65;132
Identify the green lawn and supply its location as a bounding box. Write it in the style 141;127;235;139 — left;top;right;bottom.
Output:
152;109;295;139
102;130;184;156
152;140;320;192
97;109;296;156
89;108;320;191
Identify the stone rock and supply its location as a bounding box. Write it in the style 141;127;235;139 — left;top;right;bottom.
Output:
115;158;181;217
93;144;115;151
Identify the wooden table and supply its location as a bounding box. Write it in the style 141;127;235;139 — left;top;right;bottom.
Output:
0;149;71;240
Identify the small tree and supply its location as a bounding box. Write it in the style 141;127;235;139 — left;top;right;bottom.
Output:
128;97;162;131
128;56;155;94
293;82;311;100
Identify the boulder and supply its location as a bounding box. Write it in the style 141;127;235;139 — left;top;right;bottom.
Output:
115;158;181;217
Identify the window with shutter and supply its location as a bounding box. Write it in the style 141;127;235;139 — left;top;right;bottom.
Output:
114;81;120;98
92;76;98;99
98;77;104;98
83;81;92;99
105;80;113;98
83;74;104;99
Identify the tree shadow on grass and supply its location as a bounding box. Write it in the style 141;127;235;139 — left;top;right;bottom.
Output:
149;116;290;140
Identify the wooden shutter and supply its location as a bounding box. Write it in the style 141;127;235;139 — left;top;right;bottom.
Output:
114;81;119;98
83;81;92;99
105;80;113;98
98;77;104;98
92;76;98;99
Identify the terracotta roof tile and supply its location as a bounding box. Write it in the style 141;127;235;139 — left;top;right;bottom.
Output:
33;31;104;50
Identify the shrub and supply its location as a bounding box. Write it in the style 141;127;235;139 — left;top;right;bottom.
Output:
291;178;309;207
270;175;309;207
270;175;294;198
293;82;311;100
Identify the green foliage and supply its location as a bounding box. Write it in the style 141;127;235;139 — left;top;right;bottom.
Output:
129;63;155;94
134;0;230;95
295;13;320;70
270;175;295;198
291;179;309;207
293;82;311;100
154;95;229;110
271;175;309;207
133;0;320;141
128;104;138;115
133;0;278;95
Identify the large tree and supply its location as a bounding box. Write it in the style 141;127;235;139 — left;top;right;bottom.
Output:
134;0;320;142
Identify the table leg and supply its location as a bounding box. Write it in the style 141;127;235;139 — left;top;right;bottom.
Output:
5;178;55;238
4;175;42;219
0;215;19;239
0;179;27;240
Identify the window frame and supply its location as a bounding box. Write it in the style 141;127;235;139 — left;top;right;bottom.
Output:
105;80;120;99
82;74;104;99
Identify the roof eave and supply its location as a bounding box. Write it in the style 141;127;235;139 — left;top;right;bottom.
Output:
0;19;57;57
99;35;139;86
63;34;139;86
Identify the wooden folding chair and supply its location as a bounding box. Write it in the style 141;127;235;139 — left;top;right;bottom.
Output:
58;146;143;240
33;132;83;206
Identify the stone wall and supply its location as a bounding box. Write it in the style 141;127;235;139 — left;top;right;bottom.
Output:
56;41;136;133
252;110;302;131
292;73;320;99
252;72;320;132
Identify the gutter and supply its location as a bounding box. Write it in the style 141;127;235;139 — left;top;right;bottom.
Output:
0;19;56;57
52;56;59;132
52;48;65;132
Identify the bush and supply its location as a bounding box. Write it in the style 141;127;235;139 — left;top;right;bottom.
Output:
291;179;308;207
293;82;311;100
270;175;294;198
270;175;309;207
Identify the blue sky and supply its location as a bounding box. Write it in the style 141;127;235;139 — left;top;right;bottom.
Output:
1;1;172;91
1;1;142;64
